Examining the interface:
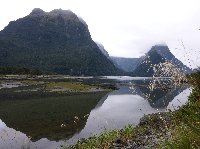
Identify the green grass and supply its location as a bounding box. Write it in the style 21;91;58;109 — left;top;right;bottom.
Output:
163;84;200;149
68;125;136;149
67;113;173;149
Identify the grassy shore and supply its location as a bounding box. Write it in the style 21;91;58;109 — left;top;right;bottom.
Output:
0;76;116;100
67;73;200;149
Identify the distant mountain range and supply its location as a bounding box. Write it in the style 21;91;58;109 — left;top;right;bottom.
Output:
94;44;142;72
0;8;120;75
110;56;142;72
110;45;192;76
95;44;141;72
0;8;192;76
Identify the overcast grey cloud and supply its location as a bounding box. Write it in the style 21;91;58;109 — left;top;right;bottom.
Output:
0;0;200;68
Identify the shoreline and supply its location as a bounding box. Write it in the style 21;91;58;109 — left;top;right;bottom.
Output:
67;74;200;149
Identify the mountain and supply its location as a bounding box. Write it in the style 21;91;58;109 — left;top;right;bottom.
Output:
95;42;109;58
95;43;140;72
133;45;192;77
0;8;120;75
110;56;142;72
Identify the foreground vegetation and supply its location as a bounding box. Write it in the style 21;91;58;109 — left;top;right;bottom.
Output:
0;66;43;75
67;73;200;149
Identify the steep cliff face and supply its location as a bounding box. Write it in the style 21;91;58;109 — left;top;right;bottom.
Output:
0;8;120;75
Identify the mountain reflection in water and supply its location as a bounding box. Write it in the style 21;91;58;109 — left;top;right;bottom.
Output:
0;79;191;149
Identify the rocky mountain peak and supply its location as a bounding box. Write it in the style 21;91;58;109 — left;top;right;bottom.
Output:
50;9;73;15
49;9;78;21
151;45;169;51
148;45;174;60
30;8;45;15
29;8;79;22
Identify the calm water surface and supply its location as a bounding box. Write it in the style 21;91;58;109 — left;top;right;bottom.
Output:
0;77;191;149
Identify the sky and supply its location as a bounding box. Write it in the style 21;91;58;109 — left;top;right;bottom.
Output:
1;0;200;68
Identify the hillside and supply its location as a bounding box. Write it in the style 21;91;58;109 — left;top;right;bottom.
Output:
0;8;120;75
133;45;192;77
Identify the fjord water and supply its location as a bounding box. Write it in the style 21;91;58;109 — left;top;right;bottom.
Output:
0;77;191;149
